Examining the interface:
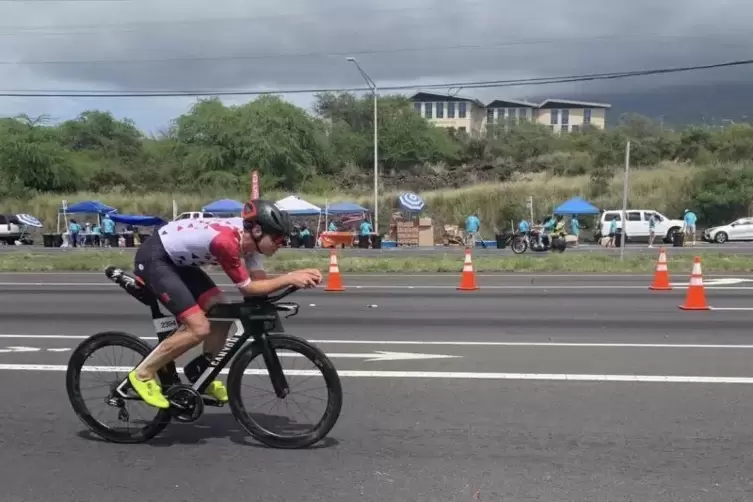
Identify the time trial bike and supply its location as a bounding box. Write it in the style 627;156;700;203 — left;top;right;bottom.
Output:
66;266;343;449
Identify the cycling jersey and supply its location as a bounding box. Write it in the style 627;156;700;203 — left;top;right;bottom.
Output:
157;217;263;288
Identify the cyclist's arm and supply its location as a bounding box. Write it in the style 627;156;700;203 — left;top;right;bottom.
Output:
209;232;292;296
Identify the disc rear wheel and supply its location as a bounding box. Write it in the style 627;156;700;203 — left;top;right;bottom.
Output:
66;331;171;443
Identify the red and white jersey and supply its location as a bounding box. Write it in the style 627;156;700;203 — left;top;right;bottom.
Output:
158;217;263;287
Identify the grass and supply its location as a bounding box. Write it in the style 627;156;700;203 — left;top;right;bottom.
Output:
2;249;753;274
0;161;699;234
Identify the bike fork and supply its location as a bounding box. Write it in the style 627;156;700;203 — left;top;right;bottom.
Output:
259;334;290;398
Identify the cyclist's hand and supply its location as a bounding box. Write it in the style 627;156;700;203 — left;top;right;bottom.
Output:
301;268;322;284
286;270;321;289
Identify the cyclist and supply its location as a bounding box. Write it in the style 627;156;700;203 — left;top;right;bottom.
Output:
129;199;322;409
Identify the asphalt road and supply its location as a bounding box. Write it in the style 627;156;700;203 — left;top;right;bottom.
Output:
2;273;753;501
2;240;753;256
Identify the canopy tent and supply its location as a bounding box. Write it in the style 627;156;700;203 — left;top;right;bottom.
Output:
275;195;322;216
109;214;167;227
554;197;600;215
275;195;324;243
57;200;118;233
60;200;117;215
202;198;244;214
326;202;368;214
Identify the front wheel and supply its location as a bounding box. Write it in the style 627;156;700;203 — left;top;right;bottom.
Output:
66;331;171;443
511;236;528;254
227;334;343;449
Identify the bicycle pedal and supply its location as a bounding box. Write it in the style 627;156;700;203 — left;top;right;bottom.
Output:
201;396;225;407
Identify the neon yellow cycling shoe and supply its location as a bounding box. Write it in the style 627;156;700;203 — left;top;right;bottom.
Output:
205;380;228;403
128;370;170;409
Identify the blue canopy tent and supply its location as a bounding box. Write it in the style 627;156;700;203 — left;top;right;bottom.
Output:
324;201;371;231
554;197;600;215
109;214;167;227
326;202;368;214
202;199;244;214
57;200;118;233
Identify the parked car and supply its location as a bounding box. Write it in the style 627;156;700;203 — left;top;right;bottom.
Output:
174;211;216;221
598;210;684;244
703;217;753;243
0;214;22;244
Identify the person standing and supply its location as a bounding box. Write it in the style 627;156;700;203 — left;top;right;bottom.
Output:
68;219;81;248
570;215;581;247
648;212;657;248
465;211;486;249
683;209;697;246
102;213;116;247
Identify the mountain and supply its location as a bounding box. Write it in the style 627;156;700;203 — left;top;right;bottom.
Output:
570;81;753;128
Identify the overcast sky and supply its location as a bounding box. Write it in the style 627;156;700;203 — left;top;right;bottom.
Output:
0;0;751;133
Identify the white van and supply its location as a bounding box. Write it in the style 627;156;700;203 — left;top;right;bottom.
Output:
599;210;684;243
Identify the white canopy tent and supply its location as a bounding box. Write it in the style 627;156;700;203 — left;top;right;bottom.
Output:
275;195;323;243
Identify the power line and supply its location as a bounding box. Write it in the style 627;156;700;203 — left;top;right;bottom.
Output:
1;58;750;98
0;3;483;33
0;34;744;66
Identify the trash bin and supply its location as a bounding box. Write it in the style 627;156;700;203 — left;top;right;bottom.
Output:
43;233;54;248
673;230;685;247
358;235;369;249
495;233;507;249
124;234;135;247
371;235;382;249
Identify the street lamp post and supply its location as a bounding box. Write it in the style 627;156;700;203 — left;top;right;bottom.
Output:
346;56;379;235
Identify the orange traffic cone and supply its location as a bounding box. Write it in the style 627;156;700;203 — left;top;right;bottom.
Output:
649;247;672;291
457;248;479;291
679;256;709;310
324;249;345;292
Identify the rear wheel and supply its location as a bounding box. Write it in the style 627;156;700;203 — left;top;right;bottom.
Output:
227;334;342;449
66;331;171;443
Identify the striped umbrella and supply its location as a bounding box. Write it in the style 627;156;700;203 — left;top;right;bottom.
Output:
398;192;426;212
15;214;42;228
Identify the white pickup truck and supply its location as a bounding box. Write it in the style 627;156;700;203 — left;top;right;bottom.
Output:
599;209;684;244
0;214;22;244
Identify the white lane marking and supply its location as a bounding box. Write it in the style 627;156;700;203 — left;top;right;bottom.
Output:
3;334;753;349
2;364;753;383
709;307;753;311
0;346;40;353
1;281;752;290
0;346;458;362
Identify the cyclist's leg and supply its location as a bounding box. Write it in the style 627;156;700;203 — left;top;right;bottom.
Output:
132;249;212;408
176;266;231;401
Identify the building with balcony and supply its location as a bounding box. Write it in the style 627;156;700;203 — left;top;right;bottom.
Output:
410;92;486;136
535;99;610;133
409;93;611;136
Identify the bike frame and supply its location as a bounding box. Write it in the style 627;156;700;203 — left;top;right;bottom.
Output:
106;268;298;402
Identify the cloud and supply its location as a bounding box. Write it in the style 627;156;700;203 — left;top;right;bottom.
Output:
0;0;750;129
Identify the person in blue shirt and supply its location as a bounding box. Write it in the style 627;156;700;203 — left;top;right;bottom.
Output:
518;218;530;234
465;212;486;248
608;217;618;248
648;212;657;248
68;219;81;248
359;219;373;236
570;215;581;246
102;213;116;247
683;209;697;246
